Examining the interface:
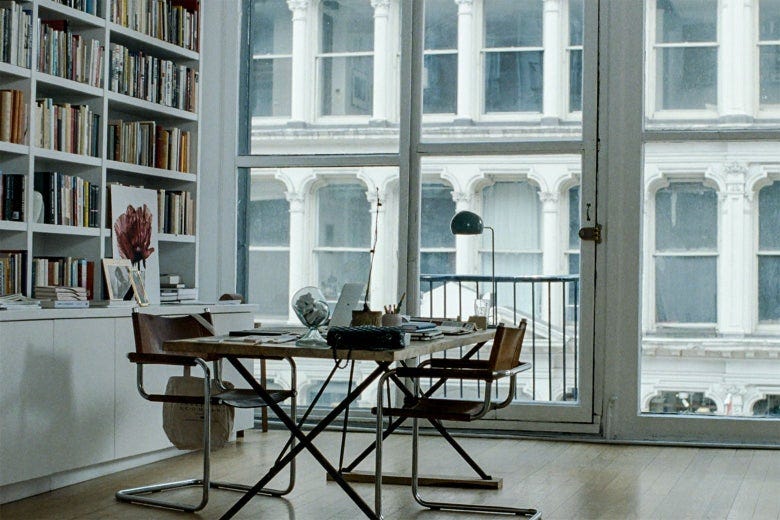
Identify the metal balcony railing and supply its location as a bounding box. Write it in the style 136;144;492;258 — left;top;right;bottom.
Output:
417;274;580;403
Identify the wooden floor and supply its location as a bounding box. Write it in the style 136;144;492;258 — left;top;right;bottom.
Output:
2;429;779;520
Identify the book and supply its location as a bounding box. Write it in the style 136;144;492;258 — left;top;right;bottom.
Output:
159;273;180;285
40;300;89;308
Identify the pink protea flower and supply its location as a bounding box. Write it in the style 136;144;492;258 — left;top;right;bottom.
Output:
114;204;155;268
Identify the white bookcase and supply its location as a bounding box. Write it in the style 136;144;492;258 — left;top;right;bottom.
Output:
0;0;201;296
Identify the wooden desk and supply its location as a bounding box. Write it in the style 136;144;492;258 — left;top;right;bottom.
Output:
164;329;495;520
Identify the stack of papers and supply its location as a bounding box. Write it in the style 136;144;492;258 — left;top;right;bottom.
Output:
0;293;41;310
34;286;87;301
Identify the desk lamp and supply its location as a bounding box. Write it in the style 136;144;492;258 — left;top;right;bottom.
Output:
450;210;496;326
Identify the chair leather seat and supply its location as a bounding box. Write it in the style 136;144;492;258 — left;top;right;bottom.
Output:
217;388;294;409
374;398;487;422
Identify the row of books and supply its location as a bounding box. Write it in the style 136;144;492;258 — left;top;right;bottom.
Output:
31;256;94;298
0;1;32;68
109;43;198;112
51;0;100;17
107;119;190;172
34;171;100;227
1;171;24;221
157;188;194;235
34;98;100;156
110;0;199;52
0;250;25;296
38;20;104;87
0;89;26;144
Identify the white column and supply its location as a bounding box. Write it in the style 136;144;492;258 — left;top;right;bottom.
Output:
455;0;475;123
367;188;387;308
286;192;306;322
371;0;390;124
452;191;477;274
542;0;563;123
719;0;752;122
287;0;309;125
718;163;750;336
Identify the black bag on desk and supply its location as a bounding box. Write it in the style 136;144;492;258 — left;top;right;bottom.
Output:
326;326;409;350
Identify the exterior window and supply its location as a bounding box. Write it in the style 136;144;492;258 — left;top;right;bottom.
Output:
752;394;780;416
483;0;544;113
758;182;780;321
247;178;290;316
648;391;718;414
316;184;370;300
423;0;458;114
318;0;374;117
420;183;456;275
654;182;717;324
759;0;780;108
568;0;584;112
250;0;292;117
653;0;718;111
481;181;542;281
566;185;580;275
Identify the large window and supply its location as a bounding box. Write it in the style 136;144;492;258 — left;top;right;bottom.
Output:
318;0;374;117
250;0;292;117
652;0;718;112
653;182;717;325
567;0;584;113
758;181;780;321
483;0;544;113
759;0;780;108
423;0;457;114
420;183;455;274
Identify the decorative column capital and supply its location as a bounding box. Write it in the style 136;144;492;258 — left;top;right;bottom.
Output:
371;0;391;9
538;191;559;207
287;0;309;17
455;0;474;14
723;161;748;199
451;191;473;205
286;192;305;212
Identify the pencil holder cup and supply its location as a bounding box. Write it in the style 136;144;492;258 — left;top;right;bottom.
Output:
381;313;403;327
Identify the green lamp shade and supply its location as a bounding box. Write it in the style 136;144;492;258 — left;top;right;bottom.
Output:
450;210;484;235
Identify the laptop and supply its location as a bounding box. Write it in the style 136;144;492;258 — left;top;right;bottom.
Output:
328;283;365;328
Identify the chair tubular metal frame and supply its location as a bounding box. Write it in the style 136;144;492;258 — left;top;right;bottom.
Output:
116;313;297;513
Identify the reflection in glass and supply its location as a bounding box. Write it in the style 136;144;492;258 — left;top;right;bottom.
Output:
657;48;717;110
760;47;780;107
655;183;717;250
250;0;292;118
424;54;457;114
484;52;543;112
655;0;717;43
318;184;370;247
484;0;543;48
655;256;717;323
320;56;374;116
759;182;780;321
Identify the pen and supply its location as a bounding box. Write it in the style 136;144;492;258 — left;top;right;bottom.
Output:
396;292;406;313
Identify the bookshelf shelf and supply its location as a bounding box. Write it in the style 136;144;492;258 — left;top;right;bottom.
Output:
108;22;199;61
37;0;106;27
31;223;101;236
107;91;197;121
1;0;201;300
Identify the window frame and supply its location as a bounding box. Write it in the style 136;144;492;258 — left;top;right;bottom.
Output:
757;0;780;116
249;0;294;123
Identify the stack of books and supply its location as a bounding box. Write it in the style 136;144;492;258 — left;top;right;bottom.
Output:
34;285;89;308
401;321;443;341
160;274;197;303
0;293;40;310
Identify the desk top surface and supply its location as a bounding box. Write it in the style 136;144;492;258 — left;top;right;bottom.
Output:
163;329;495;362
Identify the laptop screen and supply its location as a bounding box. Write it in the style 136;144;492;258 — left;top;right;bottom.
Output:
329;283;364;328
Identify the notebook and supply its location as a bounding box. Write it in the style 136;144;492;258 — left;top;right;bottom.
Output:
329;283;365;328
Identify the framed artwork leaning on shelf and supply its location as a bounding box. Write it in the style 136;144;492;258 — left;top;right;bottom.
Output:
102;258;133;301
129;268;150;307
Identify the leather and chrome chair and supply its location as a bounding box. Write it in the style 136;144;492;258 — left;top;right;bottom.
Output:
115;310;296;512
373;319;539;519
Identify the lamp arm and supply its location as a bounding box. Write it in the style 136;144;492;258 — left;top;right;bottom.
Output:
485;226;496;326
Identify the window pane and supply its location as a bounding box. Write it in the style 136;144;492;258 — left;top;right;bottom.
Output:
483;181;541;250
423;54;457;114
569;49;583;112
425;0;457;50
760;46;780;106
655;0;717;43
321;0;374;53
320;56;373;116
759;257;780;321
656;47;717;110
760;0;780;40
484;51;543;112
759;182;780;249
318;184;370;247
655;256;717;322
421;184;455;247
251;58;292;117
655;183;717;250
248;179;289;245
248;251;290;316
252;0;292;55
569;0;584;46
648;391;718;414
421;252;455;275
484;0;543;48
752;395;780;416
568;186;580;249
318;251;370;300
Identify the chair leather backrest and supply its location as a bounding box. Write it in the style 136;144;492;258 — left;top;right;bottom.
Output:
487;319;527;372
132;312;214;355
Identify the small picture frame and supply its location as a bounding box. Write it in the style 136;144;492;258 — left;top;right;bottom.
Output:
128;268;150;307
102;258;133;301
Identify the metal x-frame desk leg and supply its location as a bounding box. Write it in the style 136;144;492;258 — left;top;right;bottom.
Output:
220;357;391;520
